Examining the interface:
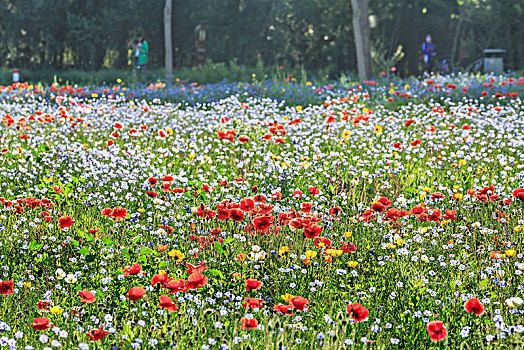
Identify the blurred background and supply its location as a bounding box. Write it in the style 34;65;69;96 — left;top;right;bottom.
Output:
0;0;523;83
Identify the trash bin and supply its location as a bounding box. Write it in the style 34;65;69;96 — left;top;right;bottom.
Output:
483;49;505;74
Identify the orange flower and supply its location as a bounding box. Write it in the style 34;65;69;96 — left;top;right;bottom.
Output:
157;245;168;252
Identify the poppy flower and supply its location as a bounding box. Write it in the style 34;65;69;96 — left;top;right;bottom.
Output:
240;198;255;212
240;317;258;329
58;216;74;229
243;298;264;309
36;300;53;312
464;298;484;315
112;207;127;221
245;278;262;291
253;216;272;231
148;177;158;186
127;287;147;301
79;289;97;303
101;208;113;216
164;279;188;293
146;191;158;198
158;294;178;312
31;317;54;331
371;202;385;213
304;224;322;239
185;272;208;289
123;263;141;276
151;273;171;287
161;175;174;182
229;208;245;222
347;303;369;323
301;202;312;213
86;326;109;341
289;296;309;311
426;321;447;342
0;280;14;295
513;188;524;201
273;304;294;315
238;135;250;143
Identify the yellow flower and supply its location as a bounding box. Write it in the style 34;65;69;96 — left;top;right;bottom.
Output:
505;249;516;257
305;250;317;259
91;93;98;98
450;163;457;168
138;208;145;213
422;187;431;193
116;78;122;83
419;194;426;201
453;185;460;190
158;270;167;275
23;282;32;288
166;128;174;136
281;293;294;302
347;261;358;268
386;243;396;249
50;306;63;315
454;193;463;200
278;246;290;256
514;226;522;233
283;115;289;121
252;73;256;78
296;106;303;112
344;232;353;239
394;238;405;246
374;125;383;134
342;131;351;139
306;81;312;86
168;249;185;262
458;159;467;166
441;220;451;225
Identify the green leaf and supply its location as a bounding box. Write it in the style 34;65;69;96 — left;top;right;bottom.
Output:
214;242;225;255
208;269;224;279
479;277;489;288
159;261;169;268
71;240;80;247
224;237;235;245
140;247;154;256
79;247;89;256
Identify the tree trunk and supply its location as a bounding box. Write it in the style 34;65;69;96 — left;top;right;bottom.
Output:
351;0;371;80
164;0;173;82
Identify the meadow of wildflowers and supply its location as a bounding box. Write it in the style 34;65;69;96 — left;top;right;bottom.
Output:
0;73;523;349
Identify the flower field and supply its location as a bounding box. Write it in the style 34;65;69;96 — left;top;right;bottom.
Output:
0;74;524;349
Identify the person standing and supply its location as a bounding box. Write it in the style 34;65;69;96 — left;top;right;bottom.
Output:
421;34;436;74
135;34;149;82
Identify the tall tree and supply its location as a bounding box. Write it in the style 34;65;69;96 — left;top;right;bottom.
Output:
164;0;173;81
351;0;371;79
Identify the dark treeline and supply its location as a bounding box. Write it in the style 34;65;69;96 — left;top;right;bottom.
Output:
0;0;523;76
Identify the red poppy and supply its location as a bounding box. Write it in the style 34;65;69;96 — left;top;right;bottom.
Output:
238;135;250;143
405;119;415;126
289;296;309;311
127;287;147;301
308;187;320;196
36;300;53;312
301;202;312;213
185;272;208;289
513;188;524;201
378;197;391;207
86;326;109;341
164;279;188;293
304;224;322;239
31;317;54;331
292;190;303;198
123;263;142;276
58;216;74;229
240;317;259;329
371;202;385;213
347;303;369;323
245;278;262;291
146;191;158;198
0;280;14;295
158;294;178;312
242;298;264;309
148;177;158;186
240;198;255;212
273;304;294;315
112;207;127;221
113;122;123;129
79;289;97;303
253;216;272;231
151;273;171;287
229;208;245;222
161;175;174;182
464;298;485;315
101;208;113;216
426;321;448;342
314;237;331;248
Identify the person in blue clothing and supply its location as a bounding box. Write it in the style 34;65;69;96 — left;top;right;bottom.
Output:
421;34;436;74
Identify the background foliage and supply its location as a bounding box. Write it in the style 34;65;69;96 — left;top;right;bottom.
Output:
0;0;523;77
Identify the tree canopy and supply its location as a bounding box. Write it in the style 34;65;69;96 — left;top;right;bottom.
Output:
0;0;523;76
